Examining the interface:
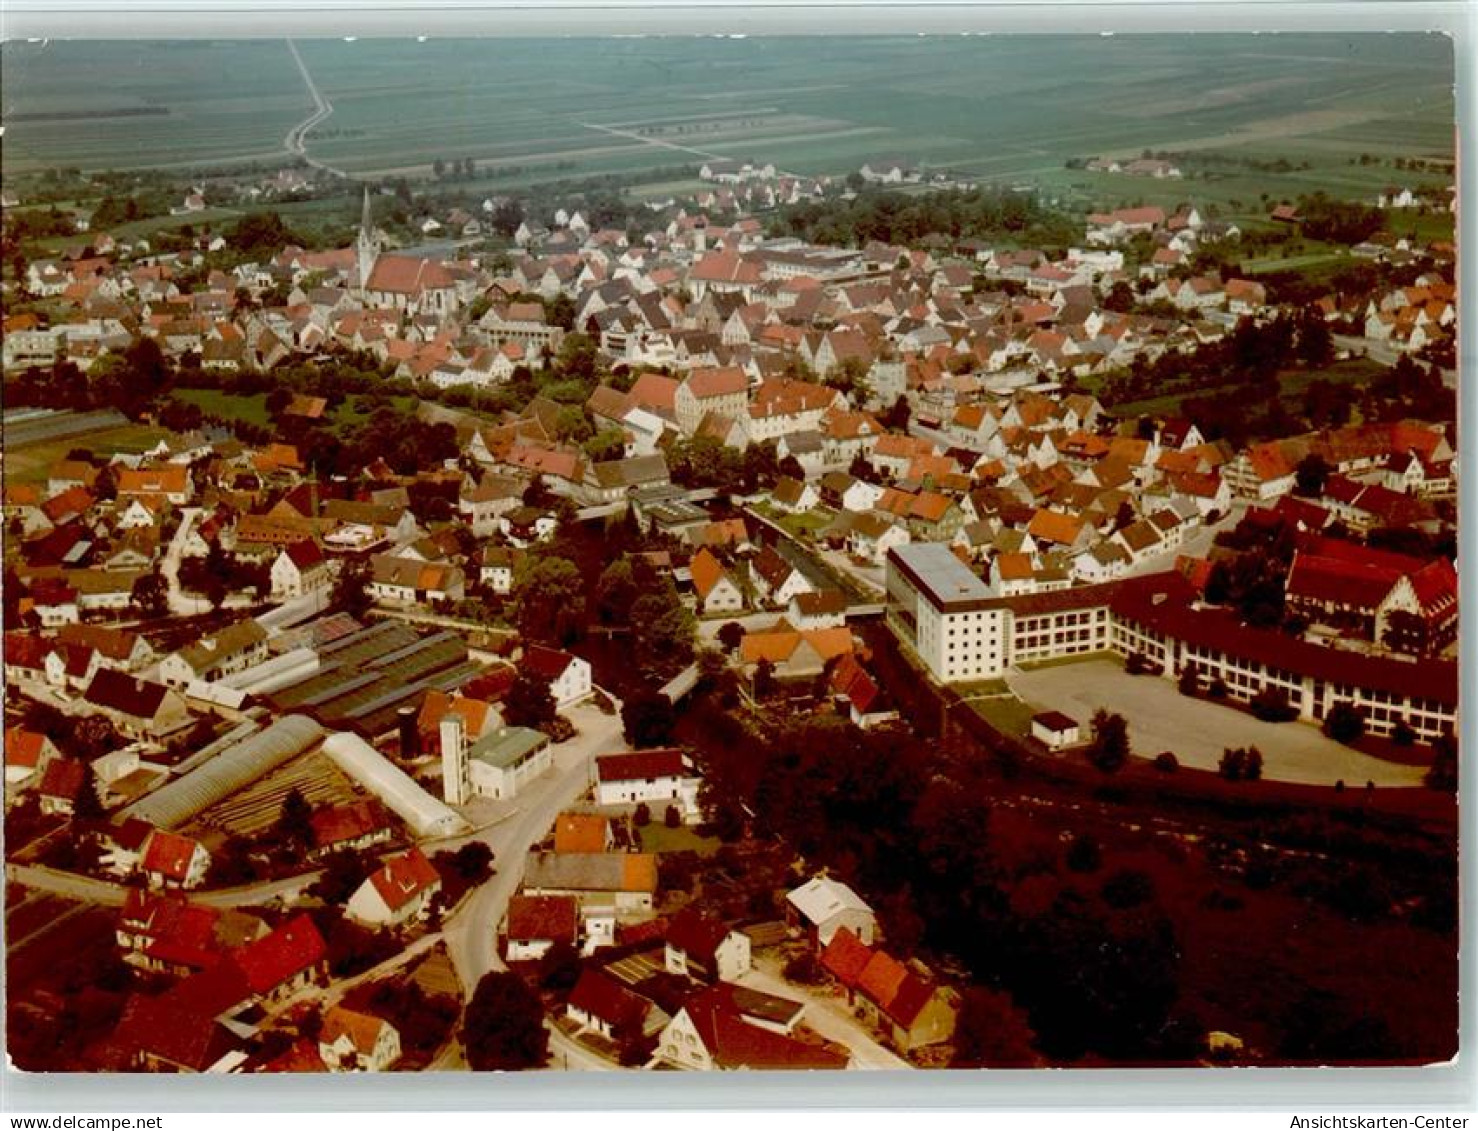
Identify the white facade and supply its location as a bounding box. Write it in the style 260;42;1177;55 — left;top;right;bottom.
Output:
885;544;1007;683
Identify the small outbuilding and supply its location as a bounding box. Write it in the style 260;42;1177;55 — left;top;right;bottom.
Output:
1030;710;1081;751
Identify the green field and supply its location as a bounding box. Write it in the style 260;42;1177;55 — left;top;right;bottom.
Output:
2;423;175;483
1111;357;1386;419
174;387;419;434
2;35;1454;212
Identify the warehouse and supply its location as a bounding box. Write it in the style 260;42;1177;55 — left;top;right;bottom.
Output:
121;715;327;829
321;732;469;838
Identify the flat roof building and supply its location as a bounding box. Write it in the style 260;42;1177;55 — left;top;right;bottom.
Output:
885;544;1006;683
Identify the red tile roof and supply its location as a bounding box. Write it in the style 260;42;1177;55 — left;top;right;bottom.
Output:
821;926;874;988
506;893;578;944
233;914;326;996
368;847;441;913
568;968;649;1033
142;829;205;881
682;984;847;1070
596;749;688;783
666;907;732;963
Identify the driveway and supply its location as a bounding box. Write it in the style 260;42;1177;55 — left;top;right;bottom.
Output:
735;956;910;1071
1007;659;1427;788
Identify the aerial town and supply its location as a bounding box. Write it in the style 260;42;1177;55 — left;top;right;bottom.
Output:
1;36;1460;1076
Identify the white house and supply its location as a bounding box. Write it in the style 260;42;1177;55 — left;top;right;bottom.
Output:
345;846;442;929
690;548;745;616
664;907;752;983
504;893;580;963
318;1007;401;1072
594;749;702;821
786;874;877;948
521;644;593;707
140;829;212;891
270;539;331;600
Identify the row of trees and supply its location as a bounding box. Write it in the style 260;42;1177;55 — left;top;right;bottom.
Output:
770;186;1077;251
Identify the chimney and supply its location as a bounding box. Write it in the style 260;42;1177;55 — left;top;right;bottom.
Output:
398;705;419;758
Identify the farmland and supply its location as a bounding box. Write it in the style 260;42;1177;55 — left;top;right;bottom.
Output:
2;35;1454;215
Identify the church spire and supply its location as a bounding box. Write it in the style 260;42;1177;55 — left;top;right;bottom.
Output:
356;185;378;295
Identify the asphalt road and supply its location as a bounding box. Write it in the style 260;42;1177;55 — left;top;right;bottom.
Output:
441;697;627;999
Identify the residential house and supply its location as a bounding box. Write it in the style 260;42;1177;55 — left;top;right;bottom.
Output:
345;846;442;929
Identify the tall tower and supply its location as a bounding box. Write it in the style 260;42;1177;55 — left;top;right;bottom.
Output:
355;185;379;295
440;713;469;806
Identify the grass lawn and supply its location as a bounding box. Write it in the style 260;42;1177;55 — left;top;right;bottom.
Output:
1017;651;1119;672
954;678;1010;697
3;423;174;482
175;388;271;428
637;822;722;856
969;693;1038;738
777;510;834;541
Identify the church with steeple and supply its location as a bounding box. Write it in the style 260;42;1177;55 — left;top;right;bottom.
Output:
353;186;459;317
355;186;381;296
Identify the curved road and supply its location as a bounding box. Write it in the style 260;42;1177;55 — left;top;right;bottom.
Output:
5;862;321;909
284;39;348;179
440;698;625;999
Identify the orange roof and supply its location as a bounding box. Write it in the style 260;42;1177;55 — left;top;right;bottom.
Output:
1026;508;1085;547
689;547;731;601
685;366;748;400
739;630;801;665
621;854;658;892
802;627;855;662
554;813;609;854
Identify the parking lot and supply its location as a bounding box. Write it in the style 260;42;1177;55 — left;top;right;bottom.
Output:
1007;659;1428;788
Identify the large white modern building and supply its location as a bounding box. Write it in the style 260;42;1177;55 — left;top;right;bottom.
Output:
885;544;1008;683
883;549;1458;742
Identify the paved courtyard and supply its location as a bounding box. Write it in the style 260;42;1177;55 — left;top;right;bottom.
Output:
1006;659;1428;788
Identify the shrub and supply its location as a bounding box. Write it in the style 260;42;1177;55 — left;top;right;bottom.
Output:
633;802;651;827
1250;687;1296;723
1153;752;1180;773
663;804;681;829
1066;834;1102;874
1323;703;1366;744
1219;746;1264;782
1177;668;1200;697
1207;678;1229;700
1125;652;1151;675
1391;720;1417;747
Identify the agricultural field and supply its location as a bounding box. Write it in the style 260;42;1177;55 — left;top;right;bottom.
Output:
1;422;176;483
2;35;1454;215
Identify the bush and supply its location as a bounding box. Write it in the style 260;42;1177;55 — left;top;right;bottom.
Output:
663;804;681;829
1219;746;1264;782
1391;720;1417;747
1125;652;1151;675
1066;835;1102;874
1153;752;1180;773
1207;678;1229;700
1323;703;1366;744
1177;668;1200;697
633;802;651;827
1250;687;1296;723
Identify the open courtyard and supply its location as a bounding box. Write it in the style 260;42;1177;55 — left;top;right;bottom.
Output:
1006;659;1428;788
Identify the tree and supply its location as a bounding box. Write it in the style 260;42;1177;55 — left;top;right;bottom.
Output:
1294;453;1332;497
1153;752;1180;773
664;804;681;829
72;762;104;820
130;573;168;619
462;971;548;1070
1323;702;1366;744
621;690;676;748
504;668;557;729
310;851;364;905
274;787;314;851
332;557;372;618
512;554;586;644
716;621;745;654
444;841;495;886
1087;709;1130;773
1219;746;1264;781
633;802;651;827
1250;687;1296;722
629;584;696;679
951;987;1040;1067
1425;732;1457;792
